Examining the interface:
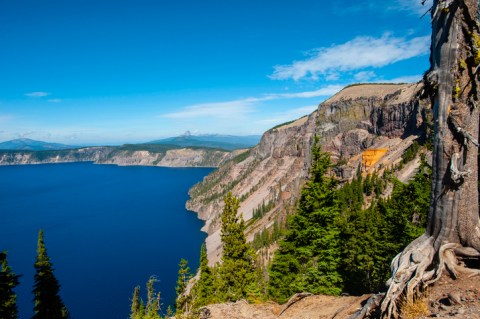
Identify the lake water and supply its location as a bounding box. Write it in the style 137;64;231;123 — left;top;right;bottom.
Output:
0;163;212;319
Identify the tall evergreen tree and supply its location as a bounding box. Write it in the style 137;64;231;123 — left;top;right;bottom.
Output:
268;139;342;303
193;244;214;307
144;276;161;319
175;259;191;315
218;192;257;301
129;286;143;319
129;276;160;319
0;251;20;319
32;230;69;319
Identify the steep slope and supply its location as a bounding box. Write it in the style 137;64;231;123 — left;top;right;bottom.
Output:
187;83;429;265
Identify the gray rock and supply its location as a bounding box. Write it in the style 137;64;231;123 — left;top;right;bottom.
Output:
448;292;462;305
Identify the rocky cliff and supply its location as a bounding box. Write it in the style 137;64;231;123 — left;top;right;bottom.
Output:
0;146;238;168
186;83;429;265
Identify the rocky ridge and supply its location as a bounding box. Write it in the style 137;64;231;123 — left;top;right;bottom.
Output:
186;82;429;265
0;146;240;167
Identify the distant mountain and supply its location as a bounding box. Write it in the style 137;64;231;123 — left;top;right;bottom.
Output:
0;138;76;151
149;133;261;151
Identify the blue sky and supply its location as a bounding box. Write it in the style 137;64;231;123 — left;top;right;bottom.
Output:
0;0;432;145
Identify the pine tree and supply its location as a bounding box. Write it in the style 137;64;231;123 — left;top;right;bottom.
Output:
144;276;161;319
0;251;20;319
193;244;213;307
268;140;343;303
130;286;141;319
175;259;191;315
218;192;257;301
129;277;160;319
32;230;69;319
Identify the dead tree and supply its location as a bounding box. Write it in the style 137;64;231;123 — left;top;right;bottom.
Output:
378;0;480;318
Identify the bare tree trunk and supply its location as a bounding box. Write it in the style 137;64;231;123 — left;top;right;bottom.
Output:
428;0;480;252
353;1;480;318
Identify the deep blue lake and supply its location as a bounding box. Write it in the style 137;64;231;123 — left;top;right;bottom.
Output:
0;162;212;319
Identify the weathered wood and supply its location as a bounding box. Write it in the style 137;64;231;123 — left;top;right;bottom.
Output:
375;1;480;317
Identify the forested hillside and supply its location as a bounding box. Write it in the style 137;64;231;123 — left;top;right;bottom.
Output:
168;127;434;318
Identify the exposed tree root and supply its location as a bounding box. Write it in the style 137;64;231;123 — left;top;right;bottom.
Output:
380;235;436;318
350;235;480;319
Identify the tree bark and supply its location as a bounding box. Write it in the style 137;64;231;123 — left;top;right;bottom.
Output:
352;1;480;318
428;0;480;252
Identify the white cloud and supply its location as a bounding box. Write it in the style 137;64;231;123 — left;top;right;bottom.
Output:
265;85;344;99
393;0;432;15
257;105;318;126
384;74;423;83
335;0;432;16
48;99;63;103
161;86;342;119
162;99;257;119
354;71;377;82
25;91;50;97
270;34;430;81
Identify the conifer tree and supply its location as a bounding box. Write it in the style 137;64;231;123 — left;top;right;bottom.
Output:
268;139;342;303
130;286;142;319
129;277;160;319
0;251;20;319
145;276;161;319
193;244;213;307
175;259;191;315
32;230;69;319
218;192;257;301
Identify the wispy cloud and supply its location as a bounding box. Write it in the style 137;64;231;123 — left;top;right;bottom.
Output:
334;0;432;16
25;91;50;97
270;34;429;81
48;99;63;103
162;99;257;119
161;86;343;119
392;0;432;15
354;71;377;82
383;74;423;83
257;105;318;126
265;85;344;99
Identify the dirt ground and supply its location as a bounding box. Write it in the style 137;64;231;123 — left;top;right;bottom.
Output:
200;294;370;319
198;272;480;319
420;273;480;319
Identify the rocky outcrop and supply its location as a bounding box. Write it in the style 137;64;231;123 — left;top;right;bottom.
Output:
187;83;429;265
0;147;113;165
0;146;236;167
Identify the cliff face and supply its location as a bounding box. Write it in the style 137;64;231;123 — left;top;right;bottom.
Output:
187;83;428;265
0;147;113;165
0;146;236;168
